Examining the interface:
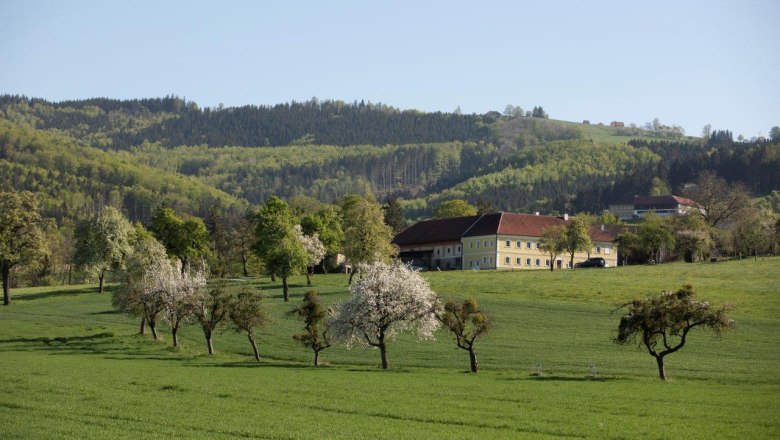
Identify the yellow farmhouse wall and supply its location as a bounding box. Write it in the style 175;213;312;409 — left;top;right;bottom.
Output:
461;234;617;270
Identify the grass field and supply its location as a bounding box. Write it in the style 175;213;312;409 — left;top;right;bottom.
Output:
2;258;779;439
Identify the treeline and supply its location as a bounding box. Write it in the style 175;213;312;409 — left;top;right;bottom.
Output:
629;131;780;195
1;95;491;149
0;123;243;223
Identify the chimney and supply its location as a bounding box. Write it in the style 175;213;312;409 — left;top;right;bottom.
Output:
563;213;569;221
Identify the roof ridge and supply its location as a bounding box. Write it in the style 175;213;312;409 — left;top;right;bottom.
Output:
496;211;505;234
460;213;485;238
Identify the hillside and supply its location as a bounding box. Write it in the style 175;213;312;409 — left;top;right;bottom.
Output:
1;95;777;221
0;122;243;223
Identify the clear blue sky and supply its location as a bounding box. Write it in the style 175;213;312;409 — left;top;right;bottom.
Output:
2;0;778;138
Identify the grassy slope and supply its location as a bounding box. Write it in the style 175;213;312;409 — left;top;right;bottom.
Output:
1;258;778;439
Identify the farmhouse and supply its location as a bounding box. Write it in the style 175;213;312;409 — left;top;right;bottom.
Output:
393;212;622;270
608;195;703;221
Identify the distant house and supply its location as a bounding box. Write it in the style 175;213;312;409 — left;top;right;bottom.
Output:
393;212;622;270
608;195;704;221
582;120;590;125
610;121;625;127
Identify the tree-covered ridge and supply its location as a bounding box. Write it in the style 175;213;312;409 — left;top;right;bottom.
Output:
629;133;780;196
0;95;491;149
0;123;243;223
402;140;662;217
126;141;496;203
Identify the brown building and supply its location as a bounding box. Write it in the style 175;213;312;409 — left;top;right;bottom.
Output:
608;195;704;221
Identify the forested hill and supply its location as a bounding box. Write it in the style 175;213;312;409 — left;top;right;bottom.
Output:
0;95;491;149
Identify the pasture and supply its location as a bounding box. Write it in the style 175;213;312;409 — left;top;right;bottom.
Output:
1;258;779;439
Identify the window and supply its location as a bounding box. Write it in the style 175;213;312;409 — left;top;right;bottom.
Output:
545;259;550;267
477;241;480;249
475;260;480;267
469;242;473;249
516;257;521;265
517;240;522;248
596;246;601;254
489;256;493;264
505;240;510;248
469;261;473;268
535;242;540;249
483;240;487;248
436;249;440;255
483;256;487;264
604;246;611;255
490;240;494;247
447;247;451;254
526;258;531;266
535;259;540;266
505;256;510;264
457;246;461;252
526;241;531;249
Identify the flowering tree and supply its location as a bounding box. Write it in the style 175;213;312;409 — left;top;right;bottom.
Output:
438;298;492;372
0;191;48;306
614;284;734;380
331;261;440;369
113;225;168;335
294;225;326;286
161;262;207;348
288;290;332;366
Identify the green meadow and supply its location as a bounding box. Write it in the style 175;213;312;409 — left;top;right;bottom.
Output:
2;258;779;439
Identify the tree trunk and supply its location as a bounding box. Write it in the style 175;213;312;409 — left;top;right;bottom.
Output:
468;348;478;373
282;276;290;302
242;254;248;277
348;270;355;285
306;269;311;286
379;342;388;369
314;349;320;367
248;333;260;361
181;258;188;277
172;326;179;347
139;317;146;335
2;263;11;306
149;319;159;340
569;253;574;269
270;273;276;282
549;261;554;272
656;355;667;380
98;270;105;294
204;328;214;355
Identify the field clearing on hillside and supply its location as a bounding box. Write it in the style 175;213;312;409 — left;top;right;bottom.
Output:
1;258;779;439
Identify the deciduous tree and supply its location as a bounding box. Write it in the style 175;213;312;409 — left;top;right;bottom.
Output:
295;225;326;286
229;289;268;361
540;226;565;271
682;172;750;227
150;206;211;275
265;230;310;301
563;218;592;268
614;284;734;380
162;262;207;348
253;196;296;280
288;290;332;366
438;298;492;372
432;199;477;219
74;206;134;293
341;196;396;284
0;191;48;305
194;283;233;354
331;261;440;369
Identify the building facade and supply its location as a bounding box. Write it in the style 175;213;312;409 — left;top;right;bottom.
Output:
608;195;703;221
394;212;621;271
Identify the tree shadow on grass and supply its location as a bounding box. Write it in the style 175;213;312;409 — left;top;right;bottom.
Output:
14;287;97;302
498;374;615;382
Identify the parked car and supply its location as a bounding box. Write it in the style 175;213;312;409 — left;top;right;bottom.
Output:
575;257;606;268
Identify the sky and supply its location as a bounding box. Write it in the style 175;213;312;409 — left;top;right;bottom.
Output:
1;0;778;138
